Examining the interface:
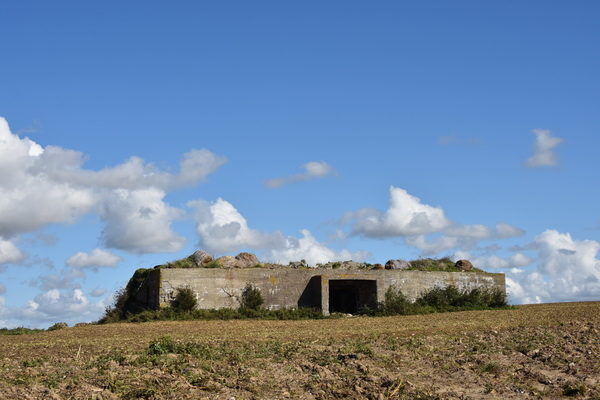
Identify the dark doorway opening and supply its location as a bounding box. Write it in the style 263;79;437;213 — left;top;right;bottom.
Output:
329;280;377;314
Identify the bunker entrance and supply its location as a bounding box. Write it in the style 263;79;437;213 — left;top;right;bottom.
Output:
329;280;377;314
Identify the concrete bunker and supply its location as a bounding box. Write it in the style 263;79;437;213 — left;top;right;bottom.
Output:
328;279;377;314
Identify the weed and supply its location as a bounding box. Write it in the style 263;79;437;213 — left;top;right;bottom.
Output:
563;382;587;396
479;362;501;374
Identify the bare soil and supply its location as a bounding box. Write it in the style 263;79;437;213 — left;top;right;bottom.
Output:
1;302;598;399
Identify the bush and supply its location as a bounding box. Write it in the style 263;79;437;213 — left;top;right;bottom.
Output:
358;285;509;317
172;287;197;311
382;286;413;315
240;284;264;310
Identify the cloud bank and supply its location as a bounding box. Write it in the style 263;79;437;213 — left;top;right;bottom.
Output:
0;117;226;256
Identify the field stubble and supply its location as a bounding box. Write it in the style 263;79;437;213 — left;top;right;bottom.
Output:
0;302;598;399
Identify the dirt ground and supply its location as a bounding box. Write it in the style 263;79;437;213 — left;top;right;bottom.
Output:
0;302;598;399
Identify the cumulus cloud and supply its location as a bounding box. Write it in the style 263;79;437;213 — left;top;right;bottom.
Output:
264;161;334;188
345;187;450;237
526;129;563;167
0;287;107;328
188;198;287;254
189;198;366;265
452;251;533;270
0;238;25;265
507;230;600;304
66;248;122;268
21;288;106;327
268;229;369;265
0;117;225;253
343;186;523;255
99;188;186;253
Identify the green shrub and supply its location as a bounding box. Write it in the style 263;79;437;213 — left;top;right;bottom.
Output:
203;260;222;269
563;382;586;397
240;284;264;310
147;336;177;355
171;287;197;311
382;286;413;315
163;256;196;269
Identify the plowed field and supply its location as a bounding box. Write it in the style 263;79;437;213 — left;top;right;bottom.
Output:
1;302;599;399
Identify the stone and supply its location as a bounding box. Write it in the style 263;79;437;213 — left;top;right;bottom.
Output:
340;261;364;270
372;264;384;270
235;252;260;268
215;256;237;268
289;260;308;268
455;259;473;271
191;250;213;266
385;259;411;270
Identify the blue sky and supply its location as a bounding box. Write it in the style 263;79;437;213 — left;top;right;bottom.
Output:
1;1;599;328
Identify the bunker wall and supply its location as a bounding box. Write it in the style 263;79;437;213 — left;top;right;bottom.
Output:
156;268;505;311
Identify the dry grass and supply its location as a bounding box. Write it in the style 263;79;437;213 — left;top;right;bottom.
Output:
1;302;599;399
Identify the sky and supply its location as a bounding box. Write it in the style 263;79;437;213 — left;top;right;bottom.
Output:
1;1;599;328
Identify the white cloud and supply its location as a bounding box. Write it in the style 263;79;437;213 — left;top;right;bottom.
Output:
21;288;106;327
66;248;122;268
90;288;107;297
451;251;533;270
343;187;524;256
0;117;225;253
189;198;366;265
0;238;25;265
99;188;186;253
526;129;563;167
346;186;450;237
264;161;334;188
0;284;5;295
0;288;107;328
188;198;287;254
268;229;368;265
507;230;600;304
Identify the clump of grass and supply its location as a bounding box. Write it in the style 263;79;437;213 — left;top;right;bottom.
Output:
563;382;586;397
407;257;484;272
203;260;222;269
162;256;197;269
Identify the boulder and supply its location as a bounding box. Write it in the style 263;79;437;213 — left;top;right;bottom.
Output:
191;250;213;266
455;259;474;271
215;256;237;268
235;252;260;268
372;264;385;270
340;261;365;270
385;259;412;270
289;259;308;268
